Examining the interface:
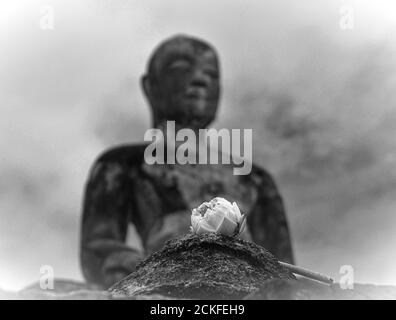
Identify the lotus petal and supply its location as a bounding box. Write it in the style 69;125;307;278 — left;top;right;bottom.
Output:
196;221;216;235
205;208;225;230
238;214;247;235
216;215;238;236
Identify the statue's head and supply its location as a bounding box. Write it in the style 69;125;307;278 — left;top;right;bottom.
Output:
142;35;220;130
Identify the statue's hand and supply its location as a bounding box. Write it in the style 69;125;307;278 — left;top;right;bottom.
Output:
146;210;191;254
101;250;143;287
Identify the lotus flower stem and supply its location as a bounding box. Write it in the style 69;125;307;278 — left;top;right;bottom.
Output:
279;262;334;285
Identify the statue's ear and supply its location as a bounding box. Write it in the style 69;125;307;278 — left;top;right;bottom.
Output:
142;74;160;126
141;74;152;99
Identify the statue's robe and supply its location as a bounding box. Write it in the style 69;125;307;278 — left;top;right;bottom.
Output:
80;144;294;288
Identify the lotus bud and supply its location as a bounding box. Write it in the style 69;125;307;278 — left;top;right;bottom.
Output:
190;197;246;237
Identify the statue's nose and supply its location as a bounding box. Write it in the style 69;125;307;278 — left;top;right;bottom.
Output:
190;68;211;88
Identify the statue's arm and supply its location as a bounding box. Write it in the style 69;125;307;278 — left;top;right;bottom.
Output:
80;159;144;288
248;171;295;264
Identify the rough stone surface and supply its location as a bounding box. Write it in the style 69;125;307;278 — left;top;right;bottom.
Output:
109;233;295;299
7;281;396;300
245;279;396;300
3;234;396;300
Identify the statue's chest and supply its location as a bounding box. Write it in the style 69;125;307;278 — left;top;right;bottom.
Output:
135;163;257;253
141;163;257;215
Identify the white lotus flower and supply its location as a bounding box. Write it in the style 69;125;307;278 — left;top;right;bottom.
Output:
190;197;246;237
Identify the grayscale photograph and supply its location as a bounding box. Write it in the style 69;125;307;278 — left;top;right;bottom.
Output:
1;0;396;306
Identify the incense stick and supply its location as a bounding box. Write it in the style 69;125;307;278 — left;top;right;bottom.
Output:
279;261;334;285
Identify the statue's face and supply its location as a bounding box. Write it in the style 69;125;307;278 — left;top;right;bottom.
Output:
152;43;220;129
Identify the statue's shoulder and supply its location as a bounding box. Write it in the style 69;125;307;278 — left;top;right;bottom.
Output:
95;143;149;167
84;144;150;193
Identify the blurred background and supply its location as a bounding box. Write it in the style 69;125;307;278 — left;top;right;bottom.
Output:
1;0;396;290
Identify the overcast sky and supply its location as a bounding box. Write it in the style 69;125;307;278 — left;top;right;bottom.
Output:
1;0;396;290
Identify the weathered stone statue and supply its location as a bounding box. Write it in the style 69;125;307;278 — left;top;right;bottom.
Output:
80;34;294;289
